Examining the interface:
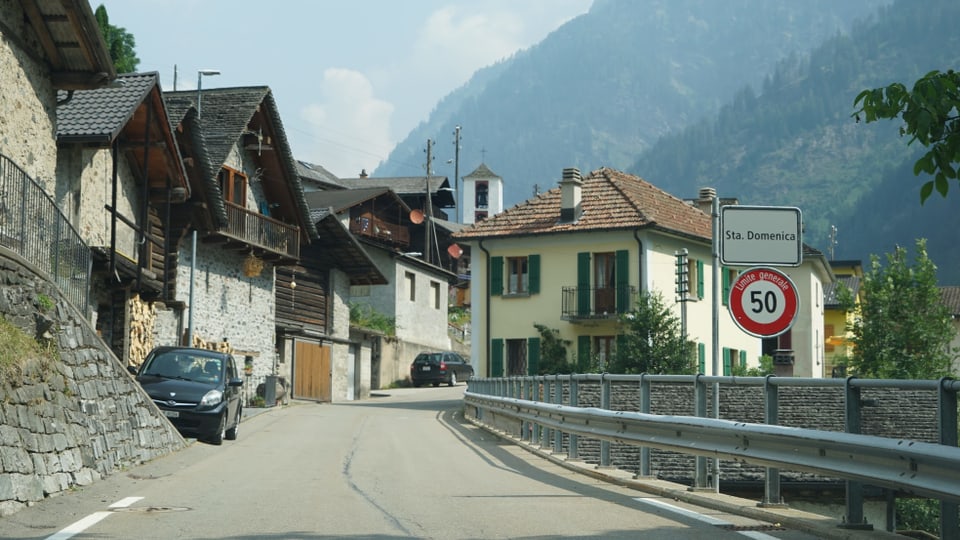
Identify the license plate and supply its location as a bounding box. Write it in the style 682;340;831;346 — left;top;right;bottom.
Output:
164;410;180;418
421;366;431;372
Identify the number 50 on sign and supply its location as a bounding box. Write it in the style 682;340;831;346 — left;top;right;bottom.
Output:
728;267;799;338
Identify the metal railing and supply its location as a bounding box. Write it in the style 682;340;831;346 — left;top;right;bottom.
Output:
560;285;636;319
0;155;90;311
222;201;299;260
465;374;960;537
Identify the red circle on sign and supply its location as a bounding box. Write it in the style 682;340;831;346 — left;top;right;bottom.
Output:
728;267;799;338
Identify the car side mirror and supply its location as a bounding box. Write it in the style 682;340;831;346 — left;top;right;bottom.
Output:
127;365;138;375
228;378;244;387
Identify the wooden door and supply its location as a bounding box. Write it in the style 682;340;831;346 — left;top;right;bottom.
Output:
294;341;331;402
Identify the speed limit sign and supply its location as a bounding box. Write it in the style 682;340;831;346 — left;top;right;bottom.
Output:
728;267;799;338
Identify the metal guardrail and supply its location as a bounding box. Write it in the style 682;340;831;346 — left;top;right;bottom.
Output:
465;374;960;537
0;154;90;311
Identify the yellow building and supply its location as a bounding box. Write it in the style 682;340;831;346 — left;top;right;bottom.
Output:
822;260;863;377
454;167;793;377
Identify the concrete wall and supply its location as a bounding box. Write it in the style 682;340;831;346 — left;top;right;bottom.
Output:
0;250;185;517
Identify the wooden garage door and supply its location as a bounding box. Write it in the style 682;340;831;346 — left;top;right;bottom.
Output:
294;341;331;402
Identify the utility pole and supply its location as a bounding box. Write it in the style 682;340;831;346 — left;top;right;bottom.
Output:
424;139;434;264
453;125;461;223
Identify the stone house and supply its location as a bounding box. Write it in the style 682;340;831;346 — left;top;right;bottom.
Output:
162;86;316;385
454;167;831;378
55;72;191;365
304;187;457;387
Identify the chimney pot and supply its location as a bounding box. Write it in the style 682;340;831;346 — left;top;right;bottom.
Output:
559;167;583;223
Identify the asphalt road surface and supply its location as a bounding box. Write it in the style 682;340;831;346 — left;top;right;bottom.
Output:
0;385;825;539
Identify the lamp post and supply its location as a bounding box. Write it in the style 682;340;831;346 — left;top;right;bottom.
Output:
197;69;220;117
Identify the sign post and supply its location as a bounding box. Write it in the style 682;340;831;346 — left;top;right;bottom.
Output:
728;267;799;338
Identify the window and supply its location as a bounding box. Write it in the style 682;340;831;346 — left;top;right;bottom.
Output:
431;280;441;309
406;271;416;301
506;338;527;376
688;258;705;300
476;181;488;208
350;285;370;297
594;336;615;368
474;211;488;221
218;166;247;205
507;257;528;294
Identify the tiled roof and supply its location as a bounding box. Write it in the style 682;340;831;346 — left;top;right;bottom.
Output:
464;163;500;179
824;276;860;308
57;72;159;142
297;161;342;189
941;286;960;316
338;176;450;196
453;167;712;241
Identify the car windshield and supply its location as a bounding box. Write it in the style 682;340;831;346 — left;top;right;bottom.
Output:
142;352;222;383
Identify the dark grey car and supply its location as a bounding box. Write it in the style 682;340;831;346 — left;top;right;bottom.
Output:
129;346;243;445
410;351;473;387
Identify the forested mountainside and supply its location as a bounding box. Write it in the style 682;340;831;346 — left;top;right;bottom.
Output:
630;0;960;283
375;0;889;199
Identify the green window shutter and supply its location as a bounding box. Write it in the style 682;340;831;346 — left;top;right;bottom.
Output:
527;337;541;375
528;254;540;294
722;347;731;376
577;252;591;315
490;256;503;296
696;259;705;300
722;268;730;306
577;335;591;372
739;350;747;370
615;249;630;313
491;338;504;377
698;343;706;374
616;334;628;368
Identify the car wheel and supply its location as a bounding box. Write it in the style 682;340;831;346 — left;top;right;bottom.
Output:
449;372;457;387
431;381;440;387
412;381;421;388
225;406;241;441
209;413;226;445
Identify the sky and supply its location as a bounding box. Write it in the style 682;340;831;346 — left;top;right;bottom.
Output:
97;0;593;178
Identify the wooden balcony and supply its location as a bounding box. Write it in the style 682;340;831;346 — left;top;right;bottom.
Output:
217;201;300;262
349;213;410;248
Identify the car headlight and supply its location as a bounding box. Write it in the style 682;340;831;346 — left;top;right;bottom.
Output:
200;389;224;408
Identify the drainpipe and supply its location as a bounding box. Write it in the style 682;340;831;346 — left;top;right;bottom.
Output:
479;238;491;377
633;229;644;294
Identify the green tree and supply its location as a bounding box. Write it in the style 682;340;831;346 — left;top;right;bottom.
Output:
95;5;140;73
837;239;956;379
532;324;574;374
610;290;695;375
853;70;960;202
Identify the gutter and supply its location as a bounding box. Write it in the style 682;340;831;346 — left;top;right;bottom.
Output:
479;238;491;378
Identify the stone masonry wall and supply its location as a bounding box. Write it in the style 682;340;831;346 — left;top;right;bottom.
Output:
472;378;940;490
0;250;185;517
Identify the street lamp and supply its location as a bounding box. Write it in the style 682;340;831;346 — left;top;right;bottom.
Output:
197;69;220;117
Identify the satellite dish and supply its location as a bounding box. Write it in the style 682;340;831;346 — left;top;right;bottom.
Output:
409;209;424;224
447;243;463;259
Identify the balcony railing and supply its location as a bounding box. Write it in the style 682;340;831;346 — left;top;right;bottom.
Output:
561;285;636;320
0;154;90;311
222;201;300;260
349;214;410;248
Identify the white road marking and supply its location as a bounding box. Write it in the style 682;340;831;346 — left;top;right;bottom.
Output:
45;497;144;540
634;497;782;539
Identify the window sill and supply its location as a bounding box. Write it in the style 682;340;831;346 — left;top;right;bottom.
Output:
502;292;531;299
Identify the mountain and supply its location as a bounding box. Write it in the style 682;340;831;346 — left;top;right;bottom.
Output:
375;0;891;198
629;0;960;282
375;0;960;283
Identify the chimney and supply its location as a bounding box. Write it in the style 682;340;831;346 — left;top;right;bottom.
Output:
559;167;583;223
696;186;716;214
359;169;368;178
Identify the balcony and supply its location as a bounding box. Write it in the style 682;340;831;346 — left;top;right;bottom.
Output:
218;201;300;262
561;285;636;321
349;214;410;248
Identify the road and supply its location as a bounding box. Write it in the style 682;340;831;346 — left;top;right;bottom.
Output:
0;385;822;539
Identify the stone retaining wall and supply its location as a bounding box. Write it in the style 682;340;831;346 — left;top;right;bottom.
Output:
0;251;185;517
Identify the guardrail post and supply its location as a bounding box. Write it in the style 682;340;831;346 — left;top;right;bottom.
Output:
760;375;784;507
939;378;959;540
599;374;611;468
840;376;872;531
693;374;710;490
636;373;653;479
553;374;563;453
540;377;551;448
523;378;533;442
568;375;579;460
